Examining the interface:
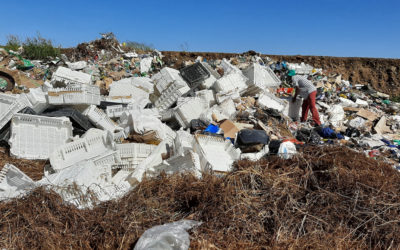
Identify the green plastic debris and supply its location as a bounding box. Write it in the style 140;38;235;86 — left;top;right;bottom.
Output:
0;78;8;90
6;50;35;70
382;99;391;105
16;59;35;70
393;140;400;145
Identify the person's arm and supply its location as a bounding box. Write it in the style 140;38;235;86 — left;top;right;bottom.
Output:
292;86;299;102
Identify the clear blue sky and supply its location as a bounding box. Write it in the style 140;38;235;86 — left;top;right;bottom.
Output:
1;0;399;58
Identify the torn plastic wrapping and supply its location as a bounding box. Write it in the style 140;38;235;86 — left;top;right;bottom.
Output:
134;220;202;250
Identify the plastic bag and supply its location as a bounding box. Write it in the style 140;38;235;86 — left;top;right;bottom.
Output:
278;141;297;159
134;220;202;250
327;105;344;128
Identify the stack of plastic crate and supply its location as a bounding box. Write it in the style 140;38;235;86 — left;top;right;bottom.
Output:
153;81;190;112
242;63;281;96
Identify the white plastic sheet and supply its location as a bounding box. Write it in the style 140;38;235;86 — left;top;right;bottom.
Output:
278;141;297;159
134;220;202;250
328;105;345;128
66;61;87;70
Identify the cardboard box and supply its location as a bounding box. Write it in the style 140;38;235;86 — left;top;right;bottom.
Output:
220;120;239;139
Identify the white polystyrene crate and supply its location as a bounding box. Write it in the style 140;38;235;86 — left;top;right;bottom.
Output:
51;66;92;85
113;129;127;142
111;162;134;170
160;108;174;122
165;123;177;143
152;67;185;94
243;63;281;95
0;94;28;130
47;84;100;105
215;90;241;104
240;146;269;161
220;59;241;75
213;72;248;94
106;105;126;118
131;77;154;93
173;98;208;128
154;81;190;111
9;114;73;160
18;87;49;113
92;150;121;167
109;81;149;101
0;164;35;201
49;129;115;171
151;150;201;178
193;135;240;173
106;104;142;119
174;130;194;156
83;105;122;133
200;62;220;89
195;89;215;107
257;91;288;112
126;141;167;183
116;143;156;166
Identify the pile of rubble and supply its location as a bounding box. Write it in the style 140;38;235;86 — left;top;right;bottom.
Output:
1;35;400;210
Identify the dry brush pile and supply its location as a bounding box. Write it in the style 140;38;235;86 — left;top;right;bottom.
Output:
1;145;400;249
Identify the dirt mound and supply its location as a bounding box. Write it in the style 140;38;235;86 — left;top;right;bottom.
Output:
62;36;122;61
1;146;400;249
272;55;400;96
162;51;400;96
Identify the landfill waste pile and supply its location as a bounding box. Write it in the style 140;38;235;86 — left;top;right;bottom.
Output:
1;34;400;248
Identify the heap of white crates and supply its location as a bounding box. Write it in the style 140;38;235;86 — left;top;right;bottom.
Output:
0;58;284;208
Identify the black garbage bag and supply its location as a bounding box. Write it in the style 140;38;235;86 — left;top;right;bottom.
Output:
237;129;270;147
296;128;321;144
190;119;207;133
309;130;322;144
345;127;361;138
265;108;282;120
296;129;310;142
269;140;282;154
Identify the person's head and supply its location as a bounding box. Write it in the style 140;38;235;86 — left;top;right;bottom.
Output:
287;69;296;83
288;70;296;77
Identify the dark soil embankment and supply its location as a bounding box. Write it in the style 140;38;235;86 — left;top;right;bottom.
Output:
162;51;400;96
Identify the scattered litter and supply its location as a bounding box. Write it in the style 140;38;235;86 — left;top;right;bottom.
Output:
0;35;399;219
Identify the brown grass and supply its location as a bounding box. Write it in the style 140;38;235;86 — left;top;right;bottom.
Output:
1;145;400;249
0;147;46;181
